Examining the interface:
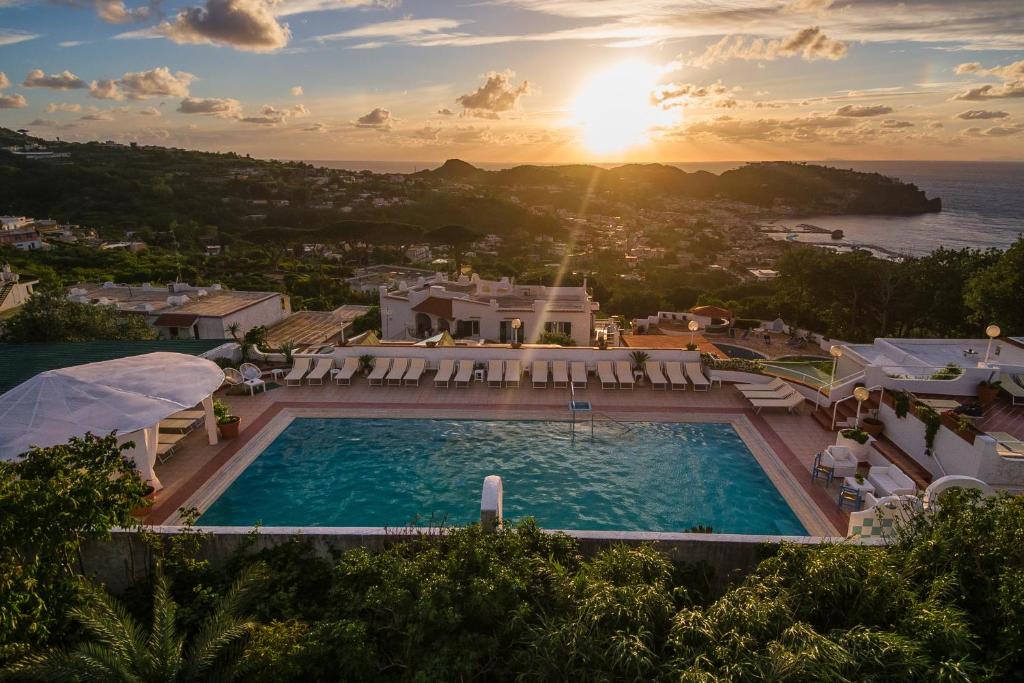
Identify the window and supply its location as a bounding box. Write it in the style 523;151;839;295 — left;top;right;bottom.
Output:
544;321;572;336
455;319;480;337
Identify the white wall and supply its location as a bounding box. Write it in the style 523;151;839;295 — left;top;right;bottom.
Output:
195;295;291;340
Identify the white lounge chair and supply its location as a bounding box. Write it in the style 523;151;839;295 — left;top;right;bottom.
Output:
387;358;409;385
867;465;916;497
367;357;390;386
158;418;195;433
488;360;504;388
552;361;569;389
306;357;334;385
505;359;522;388
597;361;617;389
1000;373;1024;406
284;357;312;386
404;358;426;386
734;377;787;393
240;362;267;394
532;360;548;389
454;360;474;388
748;392;805;414
571;362;588;389
739;383;796;399
171;409;205;421
664;362;687;391
333;357;359;385
822;445;858;478
434;359;455;388
645;361;667;390
615;361;634;390
685;362;710;392
989;432;1024;458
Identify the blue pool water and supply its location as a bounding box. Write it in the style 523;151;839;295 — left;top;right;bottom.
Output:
199;419;806;534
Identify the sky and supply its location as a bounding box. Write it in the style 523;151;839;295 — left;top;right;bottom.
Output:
1;0;1022;163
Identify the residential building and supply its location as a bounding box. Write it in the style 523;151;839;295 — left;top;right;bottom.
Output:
379;273;599;346
0;225;43;250
67;282;291;340
0;263;37;317
263;305;371;348
345;264;443;294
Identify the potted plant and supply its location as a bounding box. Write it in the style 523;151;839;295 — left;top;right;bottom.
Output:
629;350;650;373
132;484;156;517
977;375;1001;405
859;416;884;438
837;427;870;459
892;390;910;418
685;343;698;351
358;354;375;375
854;472;866;486
214;398;241;439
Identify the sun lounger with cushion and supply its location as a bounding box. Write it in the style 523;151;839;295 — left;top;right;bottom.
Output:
734;377;787;392
170;409;205;421
597;361;617;389
747;392;805;414
284;357;312;386
739;383;796;399
552;360;569;389
488;360;504;388
664;361;687;391
367;358;391;386
157;432;185;446
386;358;409;385
532;360;548;389
645;361;667;390
454;360;474;388
159;418;196;433
685;362;710;392
571;362;588;389
988;431;1024;458
999;373;1024;406
434;358;455;388
615;361;634;389
306;357;334;385
505;359;522;388
333;357;359;385
404;358;426;386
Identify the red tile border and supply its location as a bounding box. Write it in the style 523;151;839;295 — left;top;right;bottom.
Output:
146;400;844;532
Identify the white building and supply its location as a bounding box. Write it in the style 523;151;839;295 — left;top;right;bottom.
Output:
0;263;37;316
380;273;599;346
67;282;291;340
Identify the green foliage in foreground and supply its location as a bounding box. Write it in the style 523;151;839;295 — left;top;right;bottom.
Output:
1;291;156;343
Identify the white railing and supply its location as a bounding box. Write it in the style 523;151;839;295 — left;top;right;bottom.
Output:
831;384;884;431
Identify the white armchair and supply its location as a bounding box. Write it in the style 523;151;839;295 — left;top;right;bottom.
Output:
822;445;858;478
868;465;916;497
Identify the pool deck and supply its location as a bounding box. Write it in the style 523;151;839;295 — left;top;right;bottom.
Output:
145;376;845;534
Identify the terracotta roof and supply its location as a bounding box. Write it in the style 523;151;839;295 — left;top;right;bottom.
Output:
152;313;199;328
689;305;733;319
411;296;454;319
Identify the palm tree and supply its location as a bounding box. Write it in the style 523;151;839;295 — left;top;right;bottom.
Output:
8;565;263;682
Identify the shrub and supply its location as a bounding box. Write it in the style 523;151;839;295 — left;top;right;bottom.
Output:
537;331;576;346
840;428;869;444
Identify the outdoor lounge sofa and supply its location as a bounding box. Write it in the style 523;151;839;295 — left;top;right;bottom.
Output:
614;361;634;390
532;360;548;389
684;362;710;391
404;358;426;386
571;362;587;389
386;358;409;385
552;361;569;389
454;360;474;388
333;357;359;385
488;360;504;388
367;358;391;386
645;361;667;390
306;357;334;385
867;465;916;497
434;359;455;388
664;362;687;391
284;357;312;386
597;361;617;389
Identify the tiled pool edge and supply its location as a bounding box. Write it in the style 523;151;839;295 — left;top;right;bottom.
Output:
165;407;838;536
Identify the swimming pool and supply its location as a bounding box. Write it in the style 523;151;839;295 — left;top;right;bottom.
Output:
715;343;768;360
198;418;807;535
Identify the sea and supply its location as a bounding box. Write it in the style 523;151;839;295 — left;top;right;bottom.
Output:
304;159;1023;257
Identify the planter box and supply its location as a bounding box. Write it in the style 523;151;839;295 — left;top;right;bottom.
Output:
836;433;870;460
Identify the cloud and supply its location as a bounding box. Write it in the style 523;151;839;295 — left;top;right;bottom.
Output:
89;79;122;100
951;59;1024;101
354;107;391;128
952;83;1024;101
928;121;944;129
683;113;858;142
834;104;892;117
80;111;114;121
956;109;1009;120
274;0;398;17
785;0;832;11
157;0;291;52
291;85;303;96
139;106;162;116
177;96;242;116
302;122;327;132
456;70;530;117
0;93;28;109
118;67;196;99
437;107;454;116
879;119;913;129
95;0;156;23
314;17;464;43
0;30;38;46
22;69;87;90
45;102;82;112
411;125;441;140
239;103;310;124
25;118;60;126
0;72;8;89
691;26;847;67
654;80;733;108
58;40;86;47
962;123;1024;138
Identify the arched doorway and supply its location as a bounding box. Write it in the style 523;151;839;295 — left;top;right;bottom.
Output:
415;313;432;337
437;319;451;332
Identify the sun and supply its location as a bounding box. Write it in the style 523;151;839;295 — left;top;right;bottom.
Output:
570;61;676;157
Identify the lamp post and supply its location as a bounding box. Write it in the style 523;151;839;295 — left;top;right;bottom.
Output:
688;319;699;348
829;345;843;388
984;323;1001;364
511;317;522;347
853;386;869;428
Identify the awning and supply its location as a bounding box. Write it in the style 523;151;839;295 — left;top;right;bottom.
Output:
153;313;200;328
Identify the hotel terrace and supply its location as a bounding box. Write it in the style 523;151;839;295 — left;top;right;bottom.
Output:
4;310;1019;545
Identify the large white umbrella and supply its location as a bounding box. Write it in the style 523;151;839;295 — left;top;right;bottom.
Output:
0;352;225;488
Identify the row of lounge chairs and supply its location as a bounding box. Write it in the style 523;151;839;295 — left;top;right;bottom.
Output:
156;408;206;462
639;360;711;391
736;377;805;413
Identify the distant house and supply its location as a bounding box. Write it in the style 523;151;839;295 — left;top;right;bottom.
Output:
748;268;779;282
345;264;442;294
67;282;291;340
0;264;38;317
263;305;370;348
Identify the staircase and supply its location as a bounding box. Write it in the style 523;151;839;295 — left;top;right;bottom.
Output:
812;394;933;489
0;282;13;309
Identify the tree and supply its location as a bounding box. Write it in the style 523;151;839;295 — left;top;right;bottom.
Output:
1;291;156;343
8;566;264;682
425;224;478;274
965;237;1024;335
349;306;380;336
0;433;147;662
